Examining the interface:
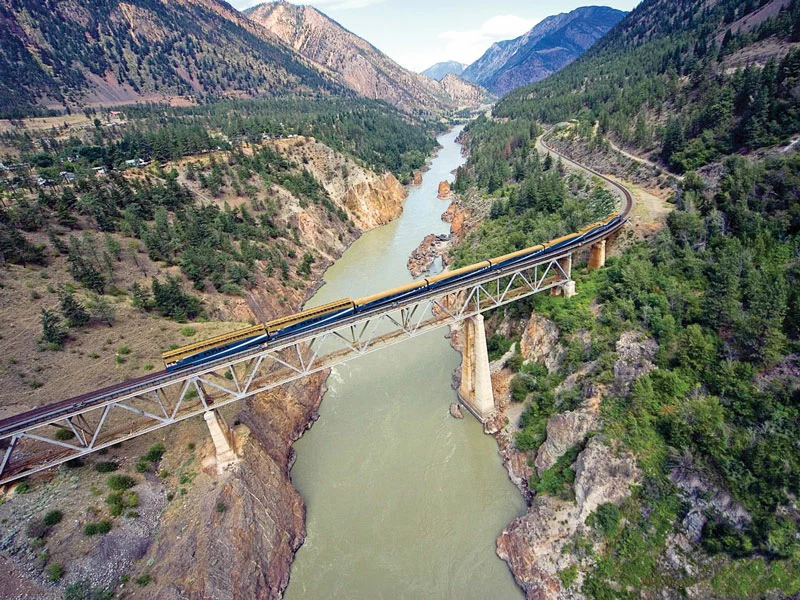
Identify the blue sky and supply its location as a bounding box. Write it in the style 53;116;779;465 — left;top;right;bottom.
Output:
230;0;641;71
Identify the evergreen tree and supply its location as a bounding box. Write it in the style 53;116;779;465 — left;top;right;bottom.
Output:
59;289;89;328
40;308;67;348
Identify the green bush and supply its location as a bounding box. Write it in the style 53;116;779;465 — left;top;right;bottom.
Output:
134;573;152;586
107;491;138;516
588;503;621;537
144;443;166;463
83;520;112;536
106;474;136;491
45;562;63;582
94;461;118;473
42;510;63;527
54;428;75;441
135;457;151;473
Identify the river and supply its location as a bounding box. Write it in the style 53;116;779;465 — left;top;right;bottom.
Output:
284;127;525;599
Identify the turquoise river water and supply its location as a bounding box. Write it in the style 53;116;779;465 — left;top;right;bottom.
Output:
283;127;525;599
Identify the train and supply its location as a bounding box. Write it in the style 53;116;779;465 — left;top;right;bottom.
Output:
162;213;623;371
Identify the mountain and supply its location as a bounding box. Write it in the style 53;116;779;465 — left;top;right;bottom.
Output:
421;61;467;81
0;0;343;119
461;6;626;96
498;0;800;168
246;2;489;115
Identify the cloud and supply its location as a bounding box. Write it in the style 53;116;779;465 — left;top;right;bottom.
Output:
438;14;540;64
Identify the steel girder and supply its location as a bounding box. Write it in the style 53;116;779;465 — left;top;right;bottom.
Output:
0;254;572;484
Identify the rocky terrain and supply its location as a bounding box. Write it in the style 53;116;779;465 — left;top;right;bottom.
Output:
246;2;490;114
461;6;626;96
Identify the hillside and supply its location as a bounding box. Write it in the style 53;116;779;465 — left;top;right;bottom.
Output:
461;6;626;96
497;0;800;170
421;61;467;81
245;2;490;115
452;0;800;598
0;0;347;119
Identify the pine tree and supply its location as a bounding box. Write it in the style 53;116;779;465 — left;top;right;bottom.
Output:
59;290;89;328
40;308;67;348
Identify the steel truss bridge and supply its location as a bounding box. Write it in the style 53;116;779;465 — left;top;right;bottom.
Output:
0;132;633;486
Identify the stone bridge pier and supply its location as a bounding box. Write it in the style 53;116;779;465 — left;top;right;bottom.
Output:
204;410;238;473
457;313;495;422
588;239;606;270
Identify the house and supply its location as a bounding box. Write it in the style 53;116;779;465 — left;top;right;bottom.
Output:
60;171;76;183
92;166;107;176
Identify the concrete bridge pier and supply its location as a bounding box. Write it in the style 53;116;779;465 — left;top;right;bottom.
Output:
550;255;576;298
457;314;495;422
204;410;238;473
588;239;606;270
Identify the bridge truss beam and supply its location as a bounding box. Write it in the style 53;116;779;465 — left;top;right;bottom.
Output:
0;254;574;485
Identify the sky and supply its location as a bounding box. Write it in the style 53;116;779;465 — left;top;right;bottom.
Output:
230;0;641;72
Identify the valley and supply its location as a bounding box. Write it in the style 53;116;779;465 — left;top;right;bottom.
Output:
1;0;800;599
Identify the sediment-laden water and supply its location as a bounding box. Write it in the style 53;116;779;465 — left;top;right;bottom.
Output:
284;127;525;599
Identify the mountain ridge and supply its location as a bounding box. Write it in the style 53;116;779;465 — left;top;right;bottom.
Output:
0;0;347;118
461;5;626;96
246;2;490;114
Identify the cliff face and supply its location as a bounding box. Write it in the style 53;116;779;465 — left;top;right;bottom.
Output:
461;6;626;96
132;139;406;599
439;73;491;107
246;2;489;114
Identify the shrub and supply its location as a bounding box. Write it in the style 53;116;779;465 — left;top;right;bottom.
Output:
43;510;63;527
45;562;63;582
94;461;118;473
26;519;48;539
134;573;152;586
117;344;131;356
107;491;138;516
54;428;75;441
136;457;151;473
144;443;165;463
107;474;136;491
83;520;112;535
14;482;29;494
180;326;196;337
215;501;226;513
588;502;622;537
63;580;113;600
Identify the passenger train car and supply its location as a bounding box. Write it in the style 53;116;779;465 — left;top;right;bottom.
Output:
162;213;623;371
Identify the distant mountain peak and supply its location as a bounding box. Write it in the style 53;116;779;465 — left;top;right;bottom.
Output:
421;61;467;81
461;5;627;96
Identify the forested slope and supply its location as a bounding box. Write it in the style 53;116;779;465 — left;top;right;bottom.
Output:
454;1;800;597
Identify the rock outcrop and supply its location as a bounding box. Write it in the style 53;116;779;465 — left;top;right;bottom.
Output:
407;233;451;277
613;331;658;394
437;180;451;199
497;438;639;599
519;313;563;373
534;409;600;474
